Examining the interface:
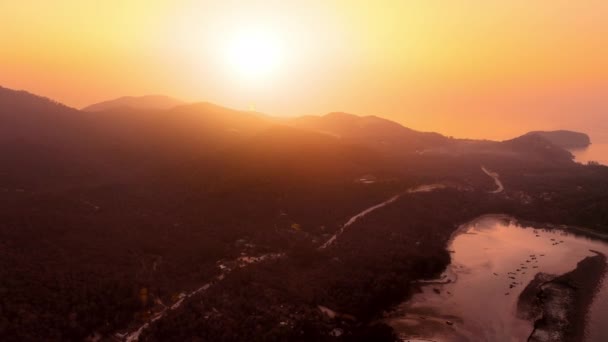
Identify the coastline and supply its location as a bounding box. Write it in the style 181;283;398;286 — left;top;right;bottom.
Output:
569;142;608;166
520;252;607;342
386;214;608;342
509;217;608;242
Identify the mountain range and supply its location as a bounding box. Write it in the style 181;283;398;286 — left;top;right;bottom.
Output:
1;86;583;184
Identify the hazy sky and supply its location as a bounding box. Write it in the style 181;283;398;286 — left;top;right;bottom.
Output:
1;0;607;140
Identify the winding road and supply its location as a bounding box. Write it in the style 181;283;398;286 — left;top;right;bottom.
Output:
319;184;446;249
481;166;504;193
118;183;453;340
117;253;283;342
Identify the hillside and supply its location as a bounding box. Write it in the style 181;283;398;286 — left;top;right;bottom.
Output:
1;86;606;341
290;112;448;153
0;87;277;189
524;130;591;149
82;95;185;112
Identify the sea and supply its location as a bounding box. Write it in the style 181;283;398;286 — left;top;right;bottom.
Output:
570;131;608;166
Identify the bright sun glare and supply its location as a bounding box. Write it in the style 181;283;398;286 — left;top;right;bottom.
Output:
225;29;283;82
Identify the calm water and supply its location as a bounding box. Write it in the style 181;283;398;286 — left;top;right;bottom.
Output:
386;215;608;342
570;143;608;166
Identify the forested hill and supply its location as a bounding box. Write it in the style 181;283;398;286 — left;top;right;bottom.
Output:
523;130;591;149
1;86;605;341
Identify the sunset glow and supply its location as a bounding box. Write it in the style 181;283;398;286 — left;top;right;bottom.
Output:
224;28;284;83
3;2;608;341
1;1;607;139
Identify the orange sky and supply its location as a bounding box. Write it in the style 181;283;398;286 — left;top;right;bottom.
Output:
1;1;607;140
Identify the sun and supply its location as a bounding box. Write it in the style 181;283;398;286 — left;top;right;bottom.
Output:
225;29;284;82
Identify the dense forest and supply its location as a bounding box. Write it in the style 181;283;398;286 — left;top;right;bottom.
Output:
1;86;607;341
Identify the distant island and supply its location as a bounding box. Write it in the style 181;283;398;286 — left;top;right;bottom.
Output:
524;130;591;149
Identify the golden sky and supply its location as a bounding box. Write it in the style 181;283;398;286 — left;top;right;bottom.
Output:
1;0;607;140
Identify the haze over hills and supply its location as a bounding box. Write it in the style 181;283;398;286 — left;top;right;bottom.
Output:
0;86;584;176
289;112;449;153
3;1;608;340
1;86;607;341
0;86;586;174
0;85;592;199
82;95;185;112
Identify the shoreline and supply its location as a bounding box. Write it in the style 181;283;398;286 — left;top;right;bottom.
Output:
519;219;608;242
520;251;607;342
385;214;608;342
488;215;608;242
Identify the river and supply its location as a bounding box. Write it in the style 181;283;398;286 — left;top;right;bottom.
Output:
386;215;608;342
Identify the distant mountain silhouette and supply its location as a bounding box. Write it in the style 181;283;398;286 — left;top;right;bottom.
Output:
0;86;81;143
0;87;271;189
290;112;448;153
0;84;581;192
502;133;574;163
88;102;272;160
0;86;269;156
82;95;185;112
0;86;118;188
523;130;591;149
